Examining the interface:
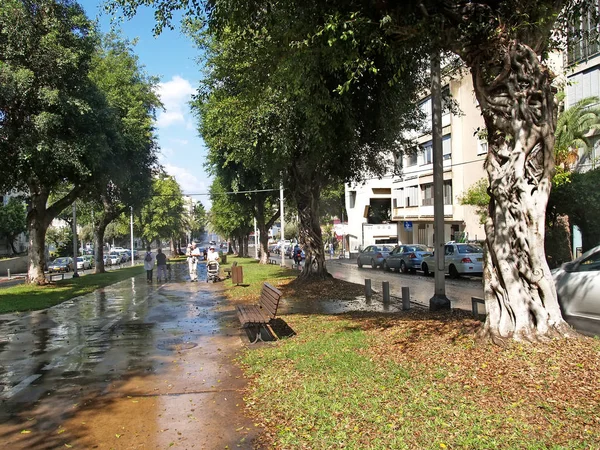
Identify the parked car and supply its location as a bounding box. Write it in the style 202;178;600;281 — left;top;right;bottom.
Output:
356;245;396;269
83;255;95;268
103;254;112;267
76;256;91;271
109;252;121;265
420;243;484;278
48;257;73;273
552;244;600;336
382;244;433;273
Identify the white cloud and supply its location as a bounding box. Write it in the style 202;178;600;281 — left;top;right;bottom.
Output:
171;138;189;146
163;163;210;196
155;76;196;128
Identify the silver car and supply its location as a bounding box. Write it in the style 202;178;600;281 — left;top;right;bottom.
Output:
552;244;600;336
382;244;433;273
357;245;396;269
421;243;484;278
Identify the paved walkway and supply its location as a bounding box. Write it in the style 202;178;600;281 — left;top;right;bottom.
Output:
0;263;260;449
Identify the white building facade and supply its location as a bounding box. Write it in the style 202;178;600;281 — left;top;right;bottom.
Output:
345;71;488;254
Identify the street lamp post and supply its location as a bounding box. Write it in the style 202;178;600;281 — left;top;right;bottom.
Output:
280;180;285;268
72;204;79;278
130;206;134;267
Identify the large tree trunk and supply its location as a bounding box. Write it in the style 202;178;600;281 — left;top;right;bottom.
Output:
95;221;108;274
465;40;572;342
295;178;328;279
255;199;279;264
26;186;80;284
27;210;51;284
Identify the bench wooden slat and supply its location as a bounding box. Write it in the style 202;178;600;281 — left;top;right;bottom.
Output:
236;282;283;339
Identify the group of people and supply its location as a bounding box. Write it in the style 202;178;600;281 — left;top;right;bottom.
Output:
141;242;221;283
187;242;220;282
143;246;169;283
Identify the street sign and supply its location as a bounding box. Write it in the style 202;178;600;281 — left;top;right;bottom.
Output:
404;221;413;230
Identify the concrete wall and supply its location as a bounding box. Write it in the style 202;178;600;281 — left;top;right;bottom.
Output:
0;255;28;276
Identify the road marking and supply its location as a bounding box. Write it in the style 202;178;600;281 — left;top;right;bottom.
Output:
3;374;41;399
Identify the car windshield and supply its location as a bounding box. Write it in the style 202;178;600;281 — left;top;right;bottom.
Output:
411;245;430;252
457;244;483;254
77;257;83;262
55;258;68;264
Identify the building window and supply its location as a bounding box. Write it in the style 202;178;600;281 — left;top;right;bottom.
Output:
349;191;356;208
477;139;488;155
395;189;405;208
567;7;600;66
422;184;433;206
442;135;452;160
444;181;453;205
406;186;419;207
421;142;433;165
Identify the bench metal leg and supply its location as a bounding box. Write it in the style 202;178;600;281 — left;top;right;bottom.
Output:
250;325;266;344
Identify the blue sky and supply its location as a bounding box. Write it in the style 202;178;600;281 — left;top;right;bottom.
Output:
79;1;211;208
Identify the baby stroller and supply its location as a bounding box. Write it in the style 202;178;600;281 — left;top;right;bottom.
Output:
206;261;220;283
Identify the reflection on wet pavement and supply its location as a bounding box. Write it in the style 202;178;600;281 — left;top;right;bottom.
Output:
0;263;259;449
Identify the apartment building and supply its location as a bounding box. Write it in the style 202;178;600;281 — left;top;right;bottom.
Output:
565;16;600;255
345;71;487;253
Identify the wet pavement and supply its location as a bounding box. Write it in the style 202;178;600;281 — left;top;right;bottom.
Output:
0;263;260;449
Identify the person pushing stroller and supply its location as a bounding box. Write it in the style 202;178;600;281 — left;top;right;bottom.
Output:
206;245;220;282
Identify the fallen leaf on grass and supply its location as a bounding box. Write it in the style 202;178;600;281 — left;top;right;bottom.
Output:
20;430;31;434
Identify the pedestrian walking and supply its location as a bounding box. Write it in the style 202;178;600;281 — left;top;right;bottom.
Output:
156;248;168;282
329;242;334;259
187;243;199;282
143;246;155;283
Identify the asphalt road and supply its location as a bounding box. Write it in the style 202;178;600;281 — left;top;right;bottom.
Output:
272;254;485;313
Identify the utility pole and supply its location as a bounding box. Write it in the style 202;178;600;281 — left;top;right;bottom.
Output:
280;180;285;267
72;204;79;278
130;206;134;267
254;217;258;259
429;51;450;310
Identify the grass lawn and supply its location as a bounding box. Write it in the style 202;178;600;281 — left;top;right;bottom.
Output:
223;261;600;449
0;266;144;314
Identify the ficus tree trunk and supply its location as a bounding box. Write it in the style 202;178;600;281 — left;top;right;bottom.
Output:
95;220;108;274
26;185;80;285
294;172;329;280
464;40;573;342
254;197;279;264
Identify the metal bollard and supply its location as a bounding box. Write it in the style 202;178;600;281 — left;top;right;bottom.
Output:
7;269;11;280
365;279;372;299
382;281;390;304
402;287;411;310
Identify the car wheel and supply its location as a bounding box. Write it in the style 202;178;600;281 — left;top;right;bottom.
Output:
357;258;363;268
382;260;390;272
422;263;429;276
371;258;377;269
400;260;408;274
449;265;460;279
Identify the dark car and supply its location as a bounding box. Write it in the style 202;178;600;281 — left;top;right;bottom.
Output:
48;257;73;273
382;244;433;273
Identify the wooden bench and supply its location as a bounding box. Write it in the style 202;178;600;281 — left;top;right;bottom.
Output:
236;282;283;343
223;261;238;278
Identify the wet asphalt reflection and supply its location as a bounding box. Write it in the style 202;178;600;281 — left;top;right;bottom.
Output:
0;262;259;449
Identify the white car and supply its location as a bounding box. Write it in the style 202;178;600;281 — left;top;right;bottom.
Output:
420;243;484;278
552;244;600;336
76;256;91;270
109;252;121;265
